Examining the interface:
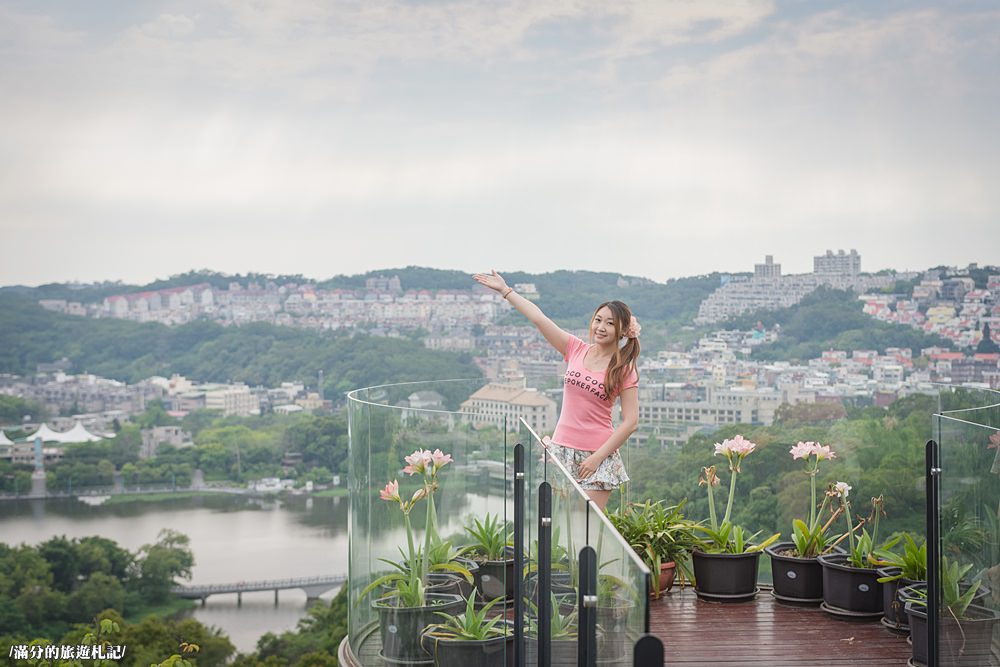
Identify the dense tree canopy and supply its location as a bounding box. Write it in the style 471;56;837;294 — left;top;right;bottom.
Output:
724;287;953;361
0;292;480;393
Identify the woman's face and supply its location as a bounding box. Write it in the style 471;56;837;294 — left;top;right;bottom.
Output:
590;306;619;345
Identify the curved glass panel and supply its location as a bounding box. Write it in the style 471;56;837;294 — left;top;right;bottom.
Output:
346;379;513;666
934;386;1000;667
345;379;653;666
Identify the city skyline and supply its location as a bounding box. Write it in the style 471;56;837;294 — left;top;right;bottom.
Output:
2;1;998;286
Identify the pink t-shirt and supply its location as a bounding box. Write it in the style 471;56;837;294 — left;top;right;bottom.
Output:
551;335;638;452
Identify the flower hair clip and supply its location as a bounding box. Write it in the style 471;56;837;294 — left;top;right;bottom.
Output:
624;317;641;339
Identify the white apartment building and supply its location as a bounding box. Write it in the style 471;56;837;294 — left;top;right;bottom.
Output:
635;383;786;447
460;383;557;435
814;249;861;277
200;383;261;417
696;252;896;324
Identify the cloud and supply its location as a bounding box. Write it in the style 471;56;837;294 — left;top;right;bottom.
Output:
0;2;998;285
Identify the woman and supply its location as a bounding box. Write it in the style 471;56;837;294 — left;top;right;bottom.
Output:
473;270;639;510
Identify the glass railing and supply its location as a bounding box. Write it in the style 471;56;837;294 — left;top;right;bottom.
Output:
346;379;513;667
932;386;1000;667
518;418;651;665
623;406;930;588
344;379;659;667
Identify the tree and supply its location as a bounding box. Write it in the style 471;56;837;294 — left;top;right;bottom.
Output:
76;536;133;580
38;536;79;593
68;572;125;620
774;401;848;426
132;529;194;603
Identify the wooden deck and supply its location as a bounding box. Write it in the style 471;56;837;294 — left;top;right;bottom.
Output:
650;587;913;666
341;587;915;666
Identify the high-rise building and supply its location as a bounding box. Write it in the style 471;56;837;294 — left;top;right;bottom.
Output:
814;249;861;277
754;255;782;279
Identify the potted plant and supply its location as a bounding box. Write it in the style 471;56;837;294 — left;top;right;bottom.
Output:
421;589;513;667
464;513;514;600
872;532;926;632
692;435;780;601
817;485;900;617
766;441;844;604
361;450;465;664
905;558;1000;667
606;498;699;598
426;540;479;599
376;543;476;599
525;593;578;667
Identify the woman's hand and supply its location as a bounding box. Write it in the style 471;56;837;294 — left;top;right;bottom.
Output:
577;453;605;481
473;270;509;294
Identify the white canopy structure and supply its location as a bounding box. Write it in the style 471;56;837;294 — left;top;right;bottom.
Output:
29;423;64;442
0;430;12;446
62;422;104;443
29;422;104;443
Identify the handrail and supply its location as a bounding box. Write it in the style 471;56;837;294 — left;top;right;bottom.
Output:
518;417;651;576
344;377;487;415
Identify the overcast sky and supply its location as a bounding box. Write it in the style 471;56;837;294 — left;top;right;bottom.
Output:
1;1;998;286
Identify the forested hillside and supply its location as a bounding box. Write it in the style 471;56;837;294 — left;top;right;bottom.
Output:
0;293;479;394
727;287;953;361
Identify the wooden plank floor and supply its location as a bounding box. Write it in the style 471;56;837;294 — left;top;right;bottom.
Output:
650;587;913;666
346;589;914;666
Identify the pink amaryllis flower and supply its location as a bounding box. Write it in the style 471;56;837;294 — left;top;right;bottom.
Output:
813;444;835;461
430;449;453;472
789;441;837;462
403;449;432;476
789;441;816;460
379;480;401;502
715;434;756;458
714;434;757;473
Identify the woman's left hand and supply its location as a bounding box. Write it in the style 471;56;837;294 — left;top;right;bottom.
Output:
578;453;605;481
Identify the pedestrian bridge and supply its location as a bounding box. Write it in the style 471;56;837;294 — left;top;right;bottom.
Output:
171;574;346;605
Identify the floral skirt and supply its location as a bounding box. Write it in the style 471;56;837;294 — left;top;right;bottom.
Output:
546;441;630;491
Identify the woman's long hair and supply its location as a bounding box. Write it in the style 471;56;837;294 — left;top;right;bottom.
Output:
590;300;640;400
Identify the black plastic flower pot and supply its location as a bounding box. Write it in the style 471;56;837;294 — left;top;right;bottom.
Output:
525;637;576;667
906;599;1000;667
373;592;465;664
524;571;576;606
692;549;760;601
426;572;463;597
877;566;923;633
765;542;825;604
817;552;882;617
474;556;515;601
596;597;634;662
420;621;514;667
940;603;1000;667
905;600;928;667
454;557;480;600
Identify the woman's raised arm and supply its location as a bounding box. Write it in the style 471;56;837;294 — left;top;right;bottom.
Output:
473;270;570;357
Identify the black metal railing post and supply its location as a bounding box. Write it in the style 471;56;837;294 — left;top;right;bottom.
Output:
578;545;597;667
926;439;940;667
538;481;552;667
514;443;525;667
633;635;664;666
